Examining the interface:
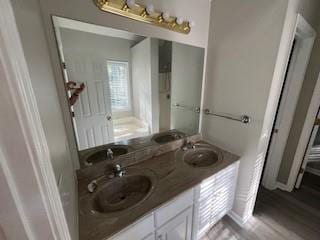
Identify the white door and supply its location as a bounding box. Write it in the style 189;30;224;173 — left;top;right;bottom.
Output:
64;53;114;150
171;43;204;134
156;208;192;240
295;111;320;188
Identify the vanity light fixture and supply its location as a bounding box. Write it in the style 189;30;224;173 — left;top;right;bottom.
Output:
94;0;191;34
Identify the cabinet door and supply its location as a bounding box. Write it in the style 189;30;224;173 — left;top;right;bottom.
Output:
110;214;154;240
156;207;193;240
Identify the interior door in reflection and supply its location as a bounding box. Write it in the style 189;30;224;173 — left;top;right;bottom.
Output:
64;52;114;150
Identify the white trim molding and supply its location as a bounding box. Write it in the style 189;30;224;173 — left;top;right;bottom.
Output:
262;14;316;191
0;0;71;238
228;210;249;227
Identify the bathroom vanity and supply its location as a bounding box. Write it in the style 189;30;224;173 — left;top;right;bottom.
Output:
77;133;239;240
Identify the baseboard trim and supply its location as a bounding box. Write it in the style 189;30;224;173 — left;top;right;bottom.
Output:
275;182;292;192
228;210;251;228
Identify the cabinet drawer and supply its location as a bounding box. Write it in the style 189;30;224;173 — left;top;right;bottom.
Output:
110;214;154;240
155;189;194;227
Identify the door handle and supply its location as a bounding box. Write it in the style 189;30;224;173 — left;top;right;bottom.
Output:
106;115;112;121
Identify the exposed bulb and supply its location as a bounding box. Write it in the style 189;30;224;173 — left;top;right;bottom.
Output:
176;17;184;25
146;4;154;15
189;21;195;27
162;12;170;22
126;0;135;9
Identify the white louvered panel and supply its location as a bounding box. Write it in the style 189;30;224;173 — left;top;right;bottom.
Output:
193;173;216;239
211;163;238;224
193;162;239;240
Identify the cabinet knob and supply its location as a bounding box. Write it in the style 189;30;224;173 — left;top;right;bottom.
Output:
158;235;163;240
106;115;112;121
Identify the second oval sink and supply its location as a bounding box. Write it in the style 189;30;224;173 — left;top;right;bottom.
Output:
180;144;222;168
92;175;153;213
184;149;219;167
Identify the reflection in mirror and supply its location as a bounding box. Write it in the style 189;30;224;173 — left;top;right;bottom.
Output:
53;16;204;151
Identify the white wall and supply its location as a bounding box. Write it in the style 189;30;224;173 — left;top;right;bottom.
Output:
131;38;159;133
10;0;78;238
201;0;289;223
171;43;204;134
202;0;320;224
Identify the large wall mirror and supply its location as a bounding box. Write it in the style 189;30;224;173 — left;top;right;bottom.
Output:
53;16;205;152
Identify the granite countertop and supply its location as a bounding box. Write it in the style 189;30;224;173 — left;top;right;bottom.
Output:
78;129;186;168
77;136;239;240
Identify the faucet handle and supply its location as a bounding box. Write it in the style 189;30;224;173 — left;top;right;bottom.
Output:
87;180;98;193
182;140;195;151
114;164;122;171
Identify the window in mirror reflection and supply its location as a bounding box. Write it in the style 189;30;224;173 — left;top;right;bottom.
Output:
107;60;130;111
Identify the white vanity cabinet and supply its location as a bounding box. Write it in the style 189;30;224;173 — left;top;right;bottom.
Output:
156;207;193;240
109;190;194;240
109;162;239;240
109;214;155;240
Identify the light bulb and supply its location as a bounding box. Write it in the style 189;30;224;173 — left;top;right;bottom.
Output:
162;12;170;22
146;4;154;15
176;17;184;25
189;21;195;27
126;0;135;9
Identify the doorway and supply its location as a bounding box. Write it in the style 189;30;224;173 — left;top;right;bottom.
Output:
262;14;317;191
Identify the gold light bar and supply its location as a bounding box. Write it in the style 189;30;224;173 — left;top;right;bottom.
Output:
94;0;191;34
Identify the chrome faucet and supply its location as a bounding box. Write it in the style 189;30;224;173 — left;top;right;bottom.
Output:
182;140;195;151
111;164;126;178
106;148;114;160
87;163;126;193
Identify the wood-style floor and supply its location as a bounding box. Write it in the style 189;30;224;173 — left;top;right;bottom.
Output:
202;173;320;240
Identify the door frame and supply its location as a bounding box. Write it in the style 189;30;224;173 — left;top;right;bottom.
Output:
0;0;71;238
262;14;316;191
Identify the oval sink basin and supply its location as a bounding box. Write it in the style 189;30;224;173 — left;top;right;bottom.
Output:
183;148;220;168
85;145;128;166
152;131;185;144
92;175;153;213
